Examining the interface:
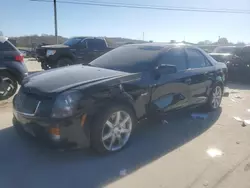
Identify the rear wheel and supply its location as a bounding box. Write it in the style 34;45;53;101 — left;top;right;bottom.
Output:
56;58;73;68
91;105;136;153
0;72;18;100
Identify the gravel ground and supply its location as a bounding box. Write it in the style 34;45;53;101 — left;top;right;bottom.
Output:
0;59;250;188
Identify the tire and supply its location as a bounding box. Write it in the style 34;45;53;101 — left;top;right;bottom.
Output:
41;62;50;70
0;72;18;101
90;104;136;153
56;58;73;68
205;83;223;111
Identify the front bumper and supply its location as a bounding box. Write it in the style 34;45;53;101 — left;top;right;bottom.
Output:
37;55;57;65
13;111;91;150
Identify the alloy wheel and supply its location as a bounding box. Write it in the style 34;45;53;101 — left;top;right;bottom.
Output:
101;111;132;151
0;76;16;98
211;86;222;109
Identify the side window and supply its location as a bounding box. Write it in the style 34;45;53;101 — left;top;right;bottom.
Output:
79;40;87;49
158;48;187;71
186;48;209;69
86;39;96;50
95;39;106;50
86;39;106;50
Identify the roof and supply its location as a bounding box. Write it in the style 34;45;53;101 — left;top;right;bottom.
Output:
0;36;8;43
71;36;105;40
123;42;193;51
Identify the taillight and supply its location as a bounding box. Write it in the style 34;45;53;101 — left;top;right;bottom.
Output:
15;55;24;62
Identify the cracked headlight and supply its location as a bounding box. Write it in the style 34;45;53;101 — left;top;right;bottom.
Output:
51;91;82;118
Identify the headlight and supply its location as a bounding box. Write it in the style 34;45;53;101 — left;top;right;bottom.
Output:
46;50;56;57
51;91;82;118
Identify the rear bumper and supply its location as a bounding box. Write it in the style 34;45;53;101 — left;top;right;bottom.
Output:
12;111;91;150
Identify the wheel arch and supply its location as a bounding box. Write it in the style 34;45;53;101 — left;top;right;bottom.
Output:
89;95;137;121
0;69;19;84
214;75;224;91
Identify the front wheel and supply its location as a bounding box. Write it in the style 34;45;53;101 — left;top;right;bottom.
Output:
206;84;223;110
0;72;18;100
91;105;136;153
41;62;51;70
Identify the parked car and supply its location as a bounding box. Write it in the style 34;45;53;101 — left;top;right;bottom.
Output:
209;46;242;63
0;36;28;100
226;46;250;82
13;43;227;153
36;37;113;70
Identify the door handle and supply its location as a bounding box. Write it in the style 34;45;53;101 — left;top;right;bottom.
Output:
184;78;192;84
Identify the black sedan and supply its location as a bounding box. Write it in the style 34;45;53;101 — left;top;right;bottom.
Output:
209;46;242;63
13;43;227;153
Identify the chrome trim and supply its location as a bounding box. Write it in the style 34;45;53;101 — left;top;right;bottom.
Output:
34;101;41;114
14;101;41;117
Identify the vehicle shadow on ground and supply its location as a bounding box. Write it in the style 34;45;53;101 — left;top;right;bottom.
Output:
226;82;250;91
0;108;221;188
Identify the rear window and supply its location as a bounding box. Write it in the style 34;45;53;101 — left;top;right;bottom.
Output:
0;41;15;51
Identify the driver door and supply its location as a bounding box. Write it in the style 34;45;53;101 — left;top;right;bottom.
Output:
150;48;191;113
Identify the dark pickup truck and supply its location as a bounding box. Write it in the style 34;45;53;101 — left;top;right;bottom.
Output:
36;37;113;70
209;46;242;63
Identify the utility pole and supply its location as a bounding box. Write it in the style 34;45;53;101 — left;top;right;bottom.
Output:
142;32;144;41
54;0;58;44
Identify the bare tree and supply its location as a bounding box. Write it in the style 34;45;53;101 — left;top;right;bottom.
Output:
218;37;228;45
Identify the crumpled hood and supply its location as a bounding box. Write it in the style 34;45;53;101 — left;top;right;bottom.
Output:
22;65;131;96
41;44;69;49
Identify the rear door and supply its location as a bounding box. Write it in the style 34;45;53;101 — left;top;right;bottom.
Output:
150;47;191;113
185;48;215;105
75;39;89;64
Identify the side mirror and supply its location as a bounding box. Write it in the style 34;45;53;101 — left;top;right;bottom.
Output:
155;64;177;74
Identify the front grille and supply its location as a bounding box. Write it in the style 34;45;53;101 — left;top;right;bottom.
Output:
36;48;46;57
14;90;40;115
14;89;55;117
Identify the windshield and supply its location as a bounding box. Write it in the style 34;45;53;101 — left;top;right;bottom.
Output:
213;46;237;53
63;38;82;46
89;45;163;72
